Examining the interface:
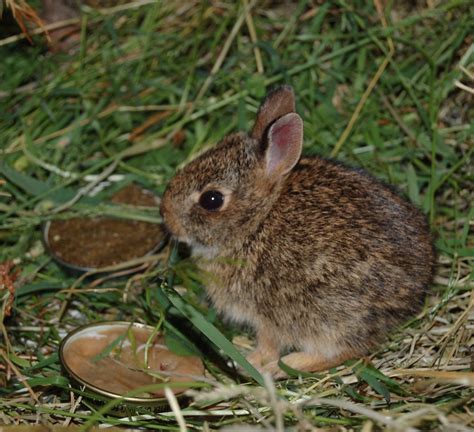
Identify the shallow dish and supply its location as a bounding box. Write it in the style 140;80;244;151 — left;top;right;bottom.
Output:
43;184;167;275
59;321;205;407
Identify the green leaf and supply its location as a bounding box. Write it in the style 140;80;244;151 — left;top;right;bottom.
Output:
359;363;401;389
277;358;324;379
246;74;266;99
354;364;392;403
456;247;474;257
91;332;127;363
310;2;331;34
332;366;367;402
358;369;391;403
406;163;421;205
164;326;201;357
26;375;70;387
8;351;31;368
0;164;99;204
237;96;247;131
343;384;367;402
0;163;51;197
16;281;68;297
28;354;60;371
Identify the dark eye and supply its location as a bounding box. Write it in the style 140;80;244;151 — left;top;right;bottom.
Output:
199;190;224;211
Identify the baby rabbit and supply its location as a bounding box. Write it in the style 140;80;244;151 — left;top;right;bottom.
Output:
160;86;435;378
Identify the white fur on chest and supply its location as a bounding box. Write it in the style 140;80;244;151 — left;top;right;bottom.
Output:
191;243;220;260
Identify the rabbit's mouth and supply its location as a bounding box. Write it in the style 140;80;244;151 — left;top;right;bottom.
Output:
162;223;217;258
160;213;194;246
161;219;189;244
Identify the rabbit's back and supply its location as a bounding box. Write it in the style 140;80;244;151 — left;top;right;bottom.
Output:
275;156;434;277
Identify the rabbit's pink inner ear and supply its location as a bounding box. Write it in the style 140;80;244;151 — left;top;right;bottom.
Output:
265;113;303;176
251;86;295;141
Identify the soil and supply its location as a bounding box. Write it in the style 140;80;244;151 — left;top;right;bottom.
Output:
62;324;204;398
47;184;165;269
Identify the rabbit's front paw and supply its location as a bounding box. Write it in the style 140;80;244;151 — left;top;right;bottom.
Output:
260;359;288;379
246;347;279;369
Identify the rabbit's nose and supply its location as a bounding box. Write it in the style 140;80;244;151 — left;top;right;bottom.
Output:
159;194;176;231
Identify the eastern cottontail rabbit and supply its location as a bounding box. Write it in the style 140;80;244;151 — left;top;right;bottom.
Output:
160;86;435;378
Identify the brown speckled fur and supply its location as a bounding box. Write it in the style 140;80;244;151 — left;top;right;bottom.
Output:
160;86;435;378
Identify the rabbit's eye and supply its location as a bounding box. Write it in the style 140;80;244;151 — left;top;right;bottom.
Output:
199;190;224;211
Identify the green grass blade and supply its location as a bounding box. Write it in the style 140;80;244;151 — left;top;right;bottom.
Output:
164;287;264;386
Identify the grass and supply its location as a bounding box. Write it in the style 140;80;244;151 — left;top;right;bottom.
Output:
0;0;473;430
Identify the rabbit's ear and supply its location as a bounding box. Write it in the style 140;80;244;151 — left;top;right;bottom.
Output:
264;113;303;176
251;86;295;141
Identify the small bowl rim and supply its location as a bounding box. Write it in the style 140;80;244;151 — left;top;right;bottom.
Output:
59;321;200;405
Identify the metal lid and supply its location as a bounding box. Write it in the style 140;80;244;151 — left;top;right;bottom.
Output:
59;321;204;407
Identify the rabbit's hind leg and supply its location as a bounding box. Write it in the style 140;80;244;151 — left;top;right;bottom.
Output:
262;351;352;379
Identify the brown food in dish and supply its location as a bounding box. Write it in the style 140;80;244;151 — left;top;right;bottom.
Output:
47;184;164;269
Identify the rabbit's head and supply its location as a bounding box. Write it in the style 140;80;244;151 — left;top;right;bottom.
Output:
160;86;303;256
